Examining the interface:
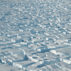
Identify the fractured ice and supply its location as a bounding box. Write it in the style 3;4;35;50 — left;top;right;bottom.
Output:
0;0;71;71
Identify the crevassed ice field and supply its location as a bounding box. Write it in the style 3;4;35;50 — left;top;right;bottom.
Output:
0;0;71;71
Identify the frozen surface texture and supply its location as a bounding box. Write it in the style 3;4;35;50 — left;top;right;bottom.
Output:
0;0;71;71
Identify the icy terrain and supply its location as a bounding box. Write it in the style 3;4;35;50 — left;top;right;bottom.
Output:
0;0;71;71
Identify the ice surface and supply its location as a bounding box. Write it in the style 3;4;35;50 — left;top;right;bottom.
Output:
0;0;71;71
